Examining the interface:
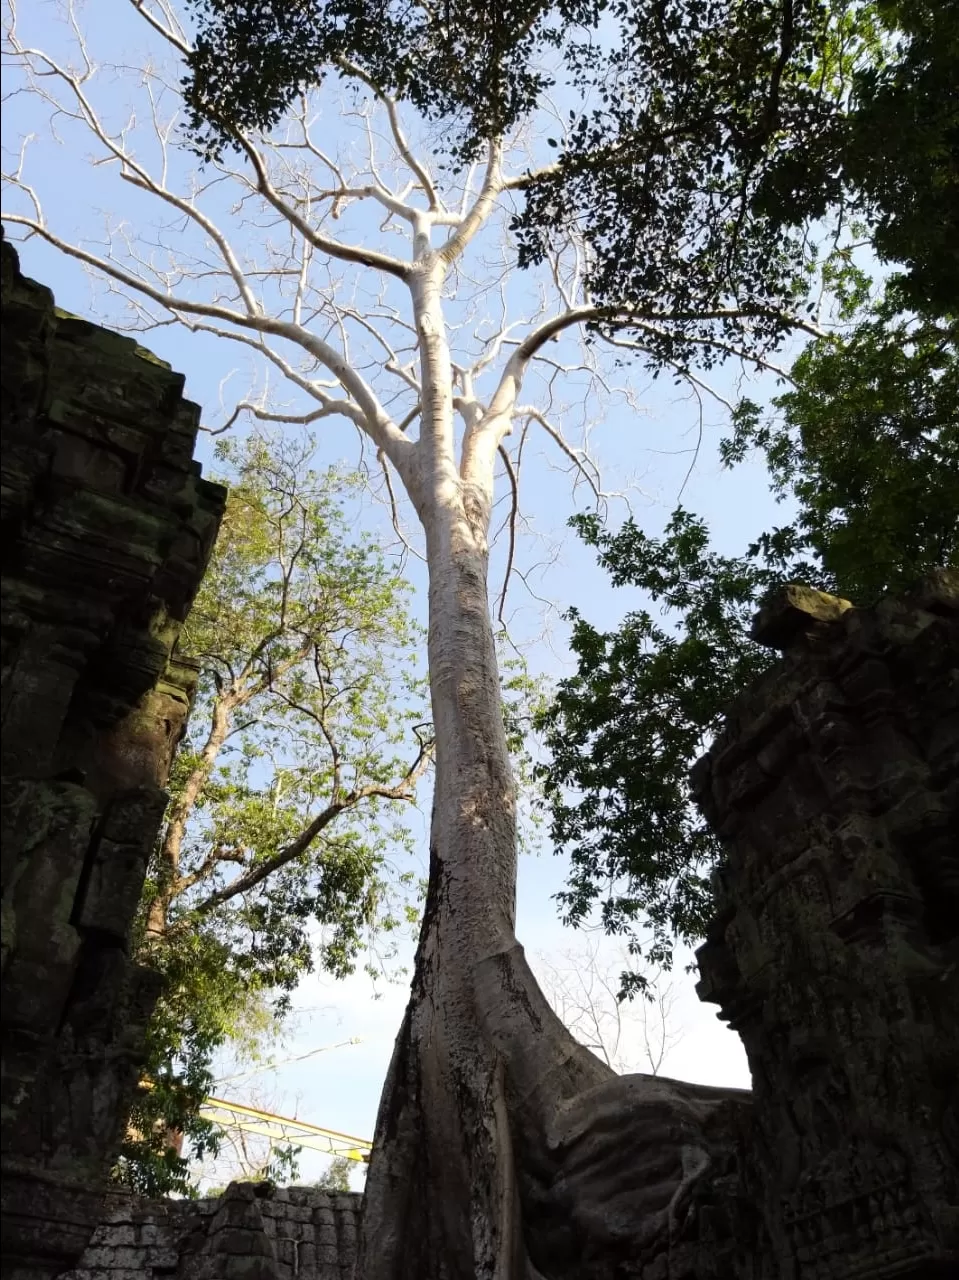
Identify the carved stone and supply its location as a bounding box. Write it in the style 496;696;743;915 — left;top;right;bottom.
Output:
58;1183;361;1280
693;576;959;1279
0;229;225;1279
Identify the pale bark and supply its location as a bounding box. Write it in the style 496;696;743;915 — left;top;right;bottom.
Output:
357;240;750;1280
357;491;751;1279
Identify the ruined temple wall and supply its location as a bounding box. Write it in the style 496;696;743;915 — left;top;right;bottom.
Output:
59;1184;363;1280
693;580;959;1279
0;229;226;1278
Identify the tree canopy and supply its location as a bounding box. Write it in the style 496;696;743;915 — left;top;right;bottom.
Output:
117;434;429;1196
183;0;957;348
182;0;879;367
537;284;958;986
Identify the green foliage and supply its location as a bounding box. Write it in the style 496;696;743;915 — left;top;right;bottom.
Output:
848;2;959;313
517;0;872;359
750;1;959;314
182;0;601;165
823;1;958;314
117;433;429;1195
114;923;295;1196
182;1;892;368
726;296;959;601
538;291;958;983
537;510;775;988
313;1155;355;1192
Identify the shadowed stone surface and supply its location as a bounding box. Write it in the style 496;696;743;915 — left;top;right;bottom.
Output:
0;229;225;1279
693;574;959;1279
59;1183;362;1280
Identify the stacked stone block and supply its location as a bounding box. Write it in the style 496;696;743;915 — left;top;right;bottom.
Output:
693;579;959;1280
60;1184;361;1280
0;229;225;1279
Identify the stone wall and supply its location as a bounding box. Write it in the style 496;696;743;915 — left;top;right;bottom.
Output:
693;578;959;1279
0;229;226;1279
60;1183;362;1280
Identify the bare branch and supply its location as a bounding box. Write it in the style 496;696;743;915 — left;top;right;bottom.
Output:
602;324;799;386
335;58;441;212
438;139;504;267
495;445;519;627
4;30;262;318
518;407;617;509
379;449;426;564
227;128;412;282
126;0;191;56
502;162;563;192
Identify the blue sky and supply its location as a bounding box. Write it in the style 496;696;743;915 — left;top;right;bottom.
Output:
2;0;807;1187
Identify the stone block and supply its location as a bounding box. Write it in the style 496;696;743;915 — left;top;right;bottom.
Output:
1;782;98;1032
694;579;959;1278
72;788;167;942
1;231;224;1278
750;583;854;650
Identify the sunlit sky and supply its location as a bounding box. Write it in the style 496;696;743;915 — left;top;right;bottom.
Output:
2;0;812;1188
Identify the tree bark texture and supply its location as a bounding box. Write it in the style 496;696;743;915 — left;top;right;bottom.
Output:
357;489;754;1279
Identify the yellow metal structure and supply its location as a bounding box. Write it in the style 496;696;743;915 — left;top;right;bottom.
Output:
199;1096;372;1164
135;1079;372;1163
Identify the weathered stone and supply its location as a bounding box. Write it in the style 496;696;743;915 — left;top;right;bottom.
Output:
694;573;959;1279
0;228;225;1279
52;1184;364;1279
749;582;854;649
73;790;170;941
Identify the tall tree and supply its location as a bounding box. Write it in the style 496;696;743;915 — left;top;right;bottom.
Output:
3;0;904;1271
119;432;430;1196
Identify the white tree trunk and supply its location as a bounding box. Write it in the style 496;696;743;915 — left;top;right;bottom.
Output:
360;501;590;1276
352;253;753;1280
358;508;752;1279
